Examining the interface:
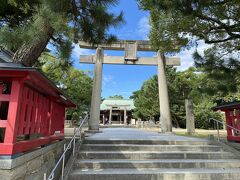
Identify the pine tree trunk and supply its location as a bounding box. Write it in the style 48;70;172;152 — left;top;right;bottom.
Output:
12;27;54;67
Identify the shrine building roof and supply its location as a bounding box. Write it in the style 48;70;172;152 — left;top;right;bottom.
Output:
100;99;135;111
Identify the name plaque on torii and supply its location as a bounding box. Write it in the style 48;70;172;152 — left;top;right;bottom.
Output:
79;40;181;133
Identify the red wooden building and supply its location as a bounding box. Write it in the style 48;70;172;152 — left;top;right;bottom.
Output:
213;102;240;142
0;63;75;155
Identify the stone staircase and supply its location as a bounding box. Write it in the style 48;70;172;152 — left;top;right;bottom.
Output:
68;129;240;180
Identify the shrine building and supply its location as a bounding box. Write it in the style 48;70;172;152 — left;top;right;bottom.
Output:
100;99;135;125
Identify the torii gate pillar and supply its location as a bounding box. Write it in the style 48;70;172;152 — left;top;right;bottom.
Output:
157;52;172;132
89;47;103;130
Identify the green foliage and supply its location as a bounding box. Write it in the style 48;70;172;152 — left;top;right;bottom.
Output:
138;0;240;53
138;0;240;102
193;48;240;100
0;0;39;27
132;66;224;129
194;99;224;129
131;75;159;120
137;0;240;127
166;67;202;127
108;95;124;99
0;0;124;66
39;53;92;120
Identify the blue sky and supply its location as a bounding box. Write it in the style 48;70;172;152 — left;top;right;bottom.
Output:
71;0;207;99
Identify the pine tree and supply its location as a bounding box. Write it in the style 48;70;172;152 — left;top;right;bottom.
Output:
193;48;240;98
138;0;240;53
0;0;123;66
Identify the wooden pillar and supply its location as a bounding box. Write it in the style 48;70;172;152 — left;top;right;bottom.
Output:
103;114;105;125
120;112;122;124
109;107;112;124
4;79;22;144
225;111;233;138
59;105;65;134
124;107;127;125
185;99;195;134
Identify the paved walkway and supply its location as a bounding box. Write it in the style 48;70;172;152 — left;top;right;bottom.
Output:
85;128;208;142
64;127;226;137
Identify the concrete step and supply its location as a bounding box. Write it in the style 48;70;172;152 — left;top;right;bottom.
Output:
78;151;237;160
69;128;240;180
84;139;211;145
75;159;240;169
69;168;240;180
226;142;240;151
81;144;223;152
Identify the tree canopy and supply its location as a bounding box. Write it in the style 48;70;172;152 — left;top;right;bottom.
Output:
132;67;223;129
108;95;124;99
0;0;124;66
39;53;92;120
137;0;240;114
193;48;240;103
131;75;159;120
138;0;240;53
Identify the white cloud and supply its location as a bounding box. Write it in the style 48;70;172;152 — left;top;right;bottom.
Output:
176;52;195;71
195;40;212;55
102;74;116;85
176;40;212;71
117;30;137;39
121;91;131;94
71;43;94;67
137;16;151;40
103;74;113;83
72;43;91;58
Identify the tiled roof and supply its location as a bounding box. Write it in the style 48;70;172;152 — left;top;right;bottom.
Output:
212;101;240;111
0;47;13;62
100;99;135;110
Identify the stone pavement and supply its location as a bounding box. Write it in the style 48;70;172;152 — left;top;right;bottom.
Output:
64;127;227;138
85;127;208;141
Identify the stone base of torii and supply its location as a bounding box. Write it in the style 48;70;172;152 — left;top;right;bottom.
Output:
79;40;180;133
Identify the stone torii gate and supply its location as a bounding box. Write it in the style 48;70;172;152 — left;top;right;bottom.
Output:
79;40;180;133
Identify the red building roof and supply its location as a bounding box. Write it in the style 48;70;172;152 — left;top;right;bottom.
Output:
0;63;76;107
212;102;240;111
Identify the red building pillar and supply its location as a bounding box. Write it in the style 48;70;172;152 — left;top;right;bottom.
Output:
4;79;22;146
